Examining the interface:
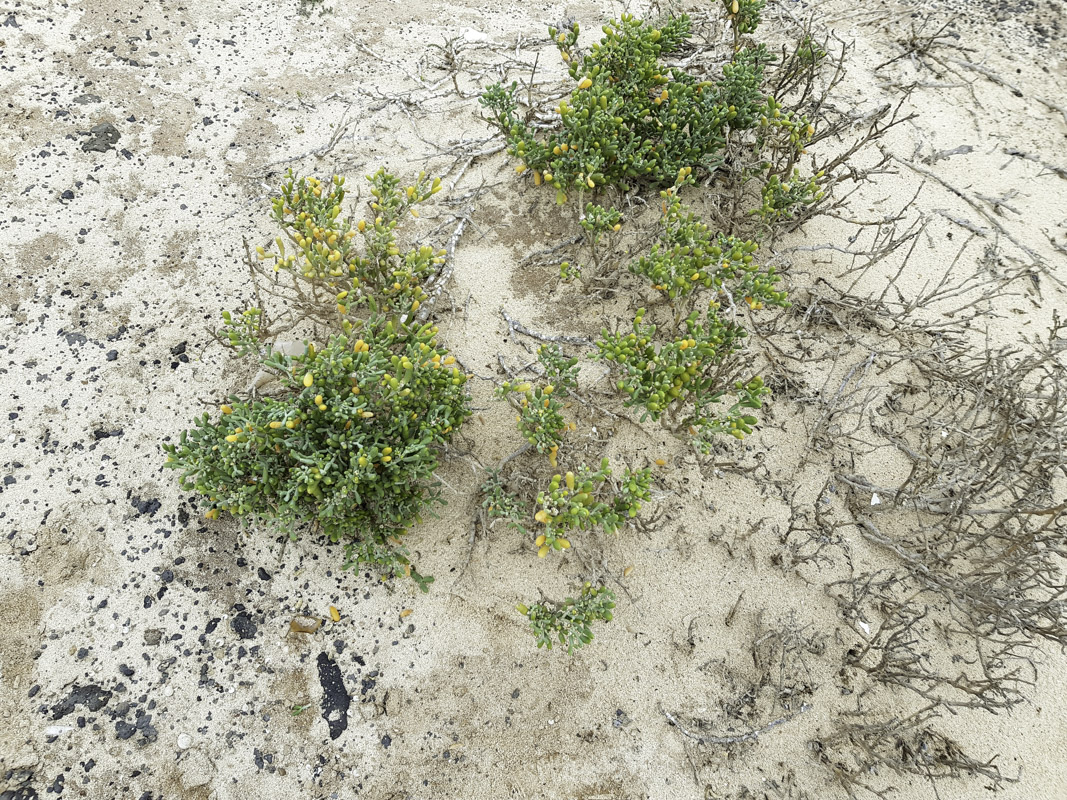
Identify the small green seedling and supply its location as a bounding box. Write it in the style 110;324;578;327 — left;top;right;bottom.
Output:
518;582;617;653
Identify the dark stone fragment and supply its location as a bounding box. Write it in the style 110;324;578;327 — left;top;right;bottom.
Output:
119;664;134;677
93;429;123;440
381;733;392;748
204;617;220;635
115;720;136;740
82;123;120;153
50;685;112;719
106;350;118;361
130;496;160;515
257;567;271;581
169;342;186;356
160;569;173;583
231;613;256;640
316;653;350;741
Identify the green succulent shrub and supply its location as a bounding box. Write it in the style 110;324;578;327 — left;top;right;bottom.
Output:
631;171;789;305
517;582;617;653
480;12;808;203
596;305;771;448
753;168;823;223
481;468;529;535
484;344;652;559
259;169;444;317
495;344;580;463
723;0;766;40
532;460;652;556
165;171;469;590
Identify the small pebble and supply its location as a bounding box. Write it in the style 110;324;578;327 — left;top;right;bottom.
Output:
177;733;192;750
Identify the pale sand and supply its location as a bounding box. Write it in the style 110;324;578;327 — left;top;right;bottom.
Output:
1;0;1065;797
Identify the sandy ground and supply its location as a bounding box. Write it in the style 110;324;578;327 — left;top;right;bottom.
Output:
1;0;1065;798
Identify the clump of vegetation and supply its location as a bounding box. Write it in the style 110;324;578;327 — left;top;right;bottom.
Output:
597;306;770;447
533;459;652;556
518;582;617;652
481;468;529;535
495;344;580;462
629;173;788;306
480;12;814;213
260;169;444;317
587;175;785;449
165;171;468;590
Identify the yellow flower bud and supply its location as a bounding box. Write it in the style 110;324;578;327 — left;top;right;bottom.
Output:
535;510;550;524
577;77;592;90
537;545;550;558
303;373;314;388
221;404;233;415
